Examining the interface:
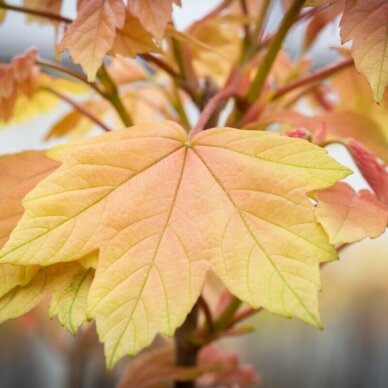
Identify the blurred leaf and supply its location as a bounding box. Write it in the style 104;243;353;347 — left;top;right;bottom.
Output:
117;346;200;388
113;10;158;57
253;111;388;163
340;0;388;102
128;0;180;42
348;140;388;205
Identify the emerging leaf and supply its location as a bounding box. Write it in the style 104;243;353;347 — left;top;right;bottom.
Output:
340;0;388;102
59;0;125;81
0;122;350;367
316;182;388;244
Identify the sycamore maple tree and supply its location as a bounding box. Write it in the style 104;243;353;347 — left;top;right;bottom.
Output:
0;0;388;386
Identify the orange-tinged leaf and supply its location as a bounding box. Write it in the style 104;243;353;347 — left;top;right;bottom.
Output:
0;262;93;334
0;151;59;297
0;122;350;367
112;10;158;57
340;0;388;102
128;0;178;42
316;182;388;244
59;0;125;81
0;49;40;121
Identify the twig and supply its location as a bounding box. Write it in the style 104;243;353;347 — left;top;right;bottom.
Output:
97;65;134;127
41;86;112;133
0;1;71;23
198;295;214;333
189;87;237;137
37;58;106;98
246;0;306;103
271;58;354;101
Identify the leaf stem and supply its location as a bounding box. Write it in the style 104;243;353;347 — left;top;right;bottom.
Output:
189;87;236;137
0;1;71;23
37;58;106;98
97;65;134;127
212;296;242;332
198;295;214;333
246;0;306;103
41;86;112;132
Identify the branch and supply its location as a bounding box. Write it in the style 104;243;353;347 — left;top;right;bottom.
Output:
41;86;112;133
97;65;134;127
140;53;179;79
0;1;71;23
246;0;306;103
189;87;237;137
37;58;106;98
271;58;354;100
174;303;200;388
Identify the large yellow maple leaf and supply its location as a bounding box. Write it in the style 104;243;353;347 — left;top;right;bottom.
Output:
0;122;350;367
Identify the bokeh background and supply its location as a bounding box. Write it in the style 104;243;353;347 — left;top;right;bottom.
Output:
1;1;388;387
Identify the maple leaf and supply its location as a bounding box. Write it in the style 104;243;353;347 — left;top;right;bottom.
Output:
0;262;93;334
112;10;158;57
316;182;388;244
128;0;180;42
340;0;388;102
59;0;125;81
0;122;350;367
0;151;59;298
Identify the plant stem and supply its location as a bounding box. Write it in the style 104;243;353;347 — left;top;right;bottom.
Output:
189;87;236;137
41;86;112;132
97;65;134;127
198;295;214;333
246;0;306;103
140;53;179;78
37;58;106;98
212;296;242;332
240;0;271;64
271;57;353;101
174;303;200;388
0;1;71;23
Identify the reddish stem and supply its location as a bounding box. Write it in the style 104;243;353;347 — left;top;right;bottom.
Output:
198;296;214;333
272;58;353;101
41;86;112;133
0;2;71;23
190;88;237;137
